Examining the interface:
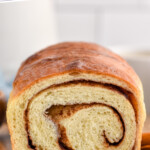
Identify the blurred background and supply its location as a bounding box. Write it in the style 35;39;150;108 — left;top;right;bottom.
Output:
0;0;150;149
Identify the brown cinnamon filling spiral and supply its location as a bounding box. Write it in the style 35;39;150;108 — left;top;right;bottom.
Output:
45;103;125;150
24;80;134;150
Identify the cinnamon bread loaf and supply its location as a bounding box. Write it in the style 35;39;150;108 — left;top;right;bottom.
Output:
7;42;146;150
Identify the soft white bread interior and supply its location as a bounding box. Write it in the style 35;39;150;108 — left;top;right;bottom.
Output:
28;83;136;150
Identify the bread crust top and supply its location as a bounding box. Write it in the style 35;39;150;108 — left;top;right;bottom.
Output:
12;42;141;97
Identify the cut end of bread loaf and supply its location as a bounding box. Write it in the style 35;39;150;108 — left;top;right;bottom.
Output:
7;42;146;150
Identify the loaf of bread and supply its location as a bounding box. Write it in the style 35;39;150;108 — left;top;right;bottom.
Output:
7;42;146;150
0;91;6;126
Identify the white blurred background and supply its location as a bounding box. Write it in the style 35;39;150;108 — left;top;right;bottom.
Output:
56;0;150;46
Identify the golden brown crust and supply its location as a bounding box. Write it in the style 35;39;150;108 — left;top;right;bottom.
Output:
12;42;141;97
